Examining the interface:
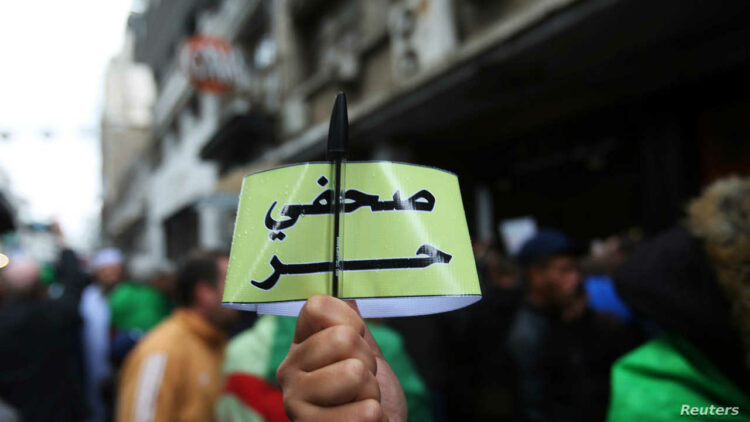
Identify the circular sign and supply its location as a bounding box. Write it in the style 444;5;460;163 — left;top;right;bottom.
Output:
179;35;245;94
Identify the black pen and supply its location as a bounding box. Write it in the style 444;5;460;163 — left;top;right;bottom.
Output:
327;92;348;298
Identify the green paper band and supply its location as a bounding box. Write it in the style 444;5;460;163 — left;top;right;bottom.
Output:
222;161;481;317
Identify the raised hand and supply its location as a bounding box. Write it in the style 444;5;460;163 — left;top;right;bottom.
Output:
276;295;407;421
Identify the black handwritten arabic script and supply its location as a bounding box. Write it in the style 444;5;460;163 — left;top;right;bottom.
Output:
264;176;436;241
251;244;452;290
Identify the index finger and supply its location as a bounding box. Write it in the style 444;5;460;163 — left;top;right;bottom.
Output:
294;295;366;344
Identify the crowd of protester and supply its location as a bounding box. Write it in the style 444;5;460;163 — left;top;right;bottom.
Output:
0;175;748;421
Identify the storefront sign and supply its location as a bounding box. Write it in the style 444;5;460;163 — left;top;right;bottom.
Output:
179;35;245;94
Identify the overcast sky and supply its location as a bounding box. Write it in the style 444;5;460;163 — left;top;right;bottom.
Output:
0;0;132;251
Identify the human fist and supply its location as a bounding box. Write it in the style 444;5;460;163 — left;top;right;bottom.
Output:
276;295;407;421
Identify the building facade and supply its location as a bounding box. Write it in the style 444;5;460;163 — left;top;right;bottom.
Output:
102;0;750;263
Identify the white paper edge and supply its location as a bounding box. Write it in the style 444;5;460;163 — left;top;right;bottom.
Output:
223;295;482;318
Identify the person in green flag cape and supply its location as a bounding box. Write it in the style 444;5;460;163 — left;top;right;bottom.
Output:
108;256;174;368
109;257;174;332
608;177;750;421
217;307;431;421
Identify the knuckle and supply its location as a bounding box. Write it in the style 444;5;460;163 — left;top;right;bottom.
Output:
277;362;305;399
331;325;360;351
359;399;384;422
303;294;331;318
343;358;369;386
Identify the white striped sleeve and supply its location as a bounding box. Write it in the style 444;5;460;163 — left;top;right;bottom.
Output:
132;352;168;422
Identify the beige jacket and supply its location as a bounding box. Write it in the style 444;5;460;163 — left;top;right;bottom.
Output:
116;309;227;422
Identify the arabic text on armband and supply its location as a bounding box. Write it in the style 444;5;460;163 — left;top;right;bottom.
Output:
264;177;436;241
250;244;452;290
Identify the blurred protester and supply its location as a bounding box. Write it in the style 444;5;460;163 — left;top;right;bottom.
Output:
276;295;408;421
580;234;637;323
442;241;521;421
0;247;88;421
608;177;750;420
81;247;124;422
109;256;174;368
507;229;636;422
385;310;448;421
116;250;238;422
580;234;633;276
217;314;430;421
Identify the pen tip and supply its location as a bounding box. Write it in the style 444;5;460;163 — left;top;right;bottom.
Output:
327;93;348;158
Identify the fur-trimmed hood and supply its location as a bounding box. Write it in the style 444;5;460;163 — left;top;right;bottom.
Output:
614;176;750;390
687;177;750;370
